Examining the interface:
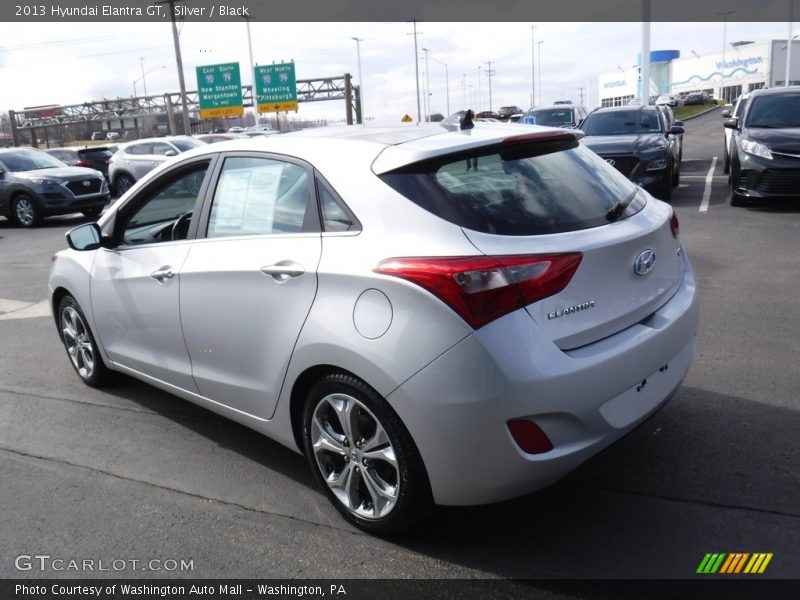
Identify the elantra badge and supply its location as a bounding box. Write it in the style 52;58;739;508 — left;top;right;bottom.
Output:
548;301;595;320
634;249;656;276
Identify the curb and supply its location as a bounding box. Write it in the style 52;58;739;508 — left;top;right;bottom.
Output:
680;105;720;121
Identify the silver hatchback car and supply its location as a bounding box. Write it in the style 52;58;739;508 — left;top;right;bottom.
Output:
50;124;698;534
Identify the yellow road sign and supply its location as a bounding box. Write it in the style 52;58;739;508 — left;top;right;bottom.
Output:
401;114;414;122
199;106;244;119
258;101;299;114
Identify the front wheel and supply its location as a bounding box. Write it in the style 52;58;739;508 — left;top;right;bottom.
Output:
82;207;103;218
11;194;42;227
302;373;433;535
114;174;135;195
58;295;112;387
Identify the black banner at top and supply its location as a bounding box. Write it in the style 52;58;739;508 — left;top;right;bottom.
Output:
0;0;796;22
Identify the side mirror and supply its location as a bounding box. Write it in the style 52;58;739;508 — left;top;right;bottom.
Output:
164;150;177;157
669;125;685;135
721;108;731;118
723;117;740;130
673;120;684;127
66;223;103;251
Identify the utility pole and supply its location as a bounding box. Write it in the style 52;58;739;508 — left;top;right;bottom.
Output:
578;87;585;104
530;25;536;107
477;65;482;112
484;61;495;113
353;37;365;123
422;47;431;121
410;20;422;124
244;15;256;118
139;57;148;96
718;9;735;102
157;0;192;135
786;0;795;87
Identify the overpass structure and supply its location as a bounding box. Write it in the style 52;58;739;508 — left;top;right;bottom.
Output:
7;74;361;147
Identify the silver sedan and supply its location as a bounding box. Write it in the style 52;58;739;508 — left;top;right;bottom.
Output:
49;123;698;534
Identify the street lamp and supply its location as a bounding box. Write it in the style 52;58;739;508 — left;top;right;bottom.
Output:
530;25;537;107
718;10;735;103
133;65;166;97
537;41;544;106
243;15;256;117
429;54;450;116
422;48;431;121
786;0;796;87
352;37;365;123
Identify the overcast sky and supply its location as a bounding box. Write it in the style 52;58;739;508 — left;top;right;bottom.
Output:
0;21;794;124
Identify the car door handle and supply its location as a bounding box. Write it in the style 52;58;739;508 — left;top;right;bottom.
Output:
260;261;305;283
150;267;175;283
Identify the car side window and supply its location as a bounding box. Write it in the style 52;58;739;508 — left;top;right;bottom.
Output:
120;161;210;246
317;178;359;233
127;143;152;155
207;157;313;238
153;142;174;155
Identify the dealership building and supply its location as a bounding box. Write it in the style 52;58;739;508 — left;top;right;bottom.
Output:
598;39;800;106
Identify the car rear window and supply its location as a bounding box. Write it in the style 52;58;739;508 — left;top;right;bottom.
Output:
379;140;644;236
522;108;574;126
581;110;663;135
78;148;112;160
172;138;205;152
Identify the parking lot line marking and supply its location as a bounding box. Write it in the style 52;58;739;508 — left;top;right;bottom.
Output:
0;299;33;313
0;300;51;321
699;156;718;213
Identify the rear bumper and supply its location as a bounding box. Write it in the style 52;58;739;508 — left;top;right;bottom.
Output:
387;251;698;506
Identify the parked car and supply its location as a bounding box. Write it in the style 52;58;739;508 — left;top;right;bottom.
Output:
108;136;206;195
519;105;589;128
720;92;751;174
44;146;113;183
106;131;121;140
91;131;106;141
50;124;698;534
657;104;685;161
475;110;500;119
228;126;245;133
0;147;110;227
195;133;249;144
724;86;800;206
579;105;684;199
683;92;706;105
655;94;682;107
497;105;524;120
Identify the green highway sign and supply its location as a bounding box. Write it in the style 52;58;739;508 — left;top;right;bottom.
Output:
255;62;298;113
196;62;243;119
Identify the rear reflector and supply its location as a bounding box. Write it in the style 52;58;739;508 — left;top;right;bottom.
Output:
507;419;553;454
375;253;582;329
669;209;680;239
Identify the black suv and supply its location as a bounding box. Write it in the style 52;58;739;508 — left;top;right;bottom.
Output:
724;86;800;206
0;148;110;227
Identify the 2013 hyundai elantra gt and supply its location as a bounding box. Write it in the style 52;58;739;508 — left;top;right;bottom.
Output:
49;124;698;534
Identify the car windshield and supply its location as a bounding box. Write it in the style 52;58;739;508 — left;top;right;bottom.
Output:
379;141;643;236
580;110;663;135
744;94;800;128
171;137;206;152
0;150;67;171
523;108;573;126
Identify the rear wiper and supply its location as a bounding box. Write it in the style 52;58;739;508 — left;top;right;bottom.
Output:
606;189;639;222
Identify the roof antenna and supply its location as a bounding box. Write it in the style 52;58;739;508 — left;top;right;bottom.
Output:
460;109;475;130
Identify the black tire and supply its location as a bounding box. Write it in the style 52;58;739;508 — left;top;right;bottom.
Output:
729;161;747;207
672;162;681;187
57;294;112;388
82;207;103;218
114;174;135;195
11;193;42;227
723;144;731;175
654;167;672;201
302;372;433;535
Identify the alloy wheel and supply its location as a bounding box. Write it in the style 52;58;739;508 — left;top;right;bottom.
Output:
310;392;399;519
61;305;96;380
14;197;35;226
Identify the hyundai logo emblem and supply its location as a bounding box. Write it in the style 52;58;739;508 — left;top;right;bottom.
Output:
633;249;656;276
605;158;616;166
82;180;91;187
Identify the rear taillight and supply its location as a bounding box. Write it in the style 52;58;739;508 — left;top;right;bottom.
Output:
669;209;680;239
375;253;582;329
76;160;89;167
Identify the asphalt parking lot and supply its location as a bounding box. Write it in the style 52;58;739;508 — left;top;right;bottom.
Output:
0;110;798;587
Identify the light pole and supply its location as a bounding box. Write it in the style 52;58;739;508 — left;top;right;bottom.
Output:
422;48;431;121
133;66;166;97
429;54;449;116
537;41;544;106
718;10;735;103
352;37;365;123
139;57;148;96
243;15;256;118
786;0;796;87
477;65;482;111
530;25;536;107
484;60;495;113
411;20;422;123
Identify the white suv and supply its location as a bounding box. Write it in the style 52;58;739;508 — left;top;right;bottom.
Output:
108;136;205;195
